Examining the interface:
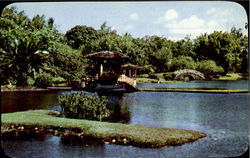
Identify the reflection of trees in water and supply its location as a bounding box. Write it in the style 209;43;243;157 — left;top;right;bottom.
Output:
97;92;130;123
1;91;58;113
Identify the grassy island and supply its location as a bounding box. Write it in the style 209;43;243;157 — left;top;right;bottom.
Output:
1;110;206;148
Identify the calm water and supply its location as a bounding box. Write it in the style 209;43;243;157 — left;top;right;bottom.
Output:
1;80;249;157
137;80;249;90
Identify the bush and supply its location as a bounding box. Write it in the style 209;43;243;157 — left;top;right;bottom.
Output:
34;72;53;88
196;60;224;79
58;92;110;121
140;65;155;74
52;76;66;84
171;56;196;71
163;73;175;80
148;73;158;79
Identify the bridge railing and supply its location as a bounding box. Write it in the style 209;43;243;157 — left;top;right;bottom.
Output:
118;74;136;87
174;69;205;79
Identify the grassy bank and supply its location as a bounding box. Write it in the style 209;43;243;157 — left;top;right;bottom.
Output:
217;73;249;80
1;110;206;148
136;72;249;84
138;88;248;93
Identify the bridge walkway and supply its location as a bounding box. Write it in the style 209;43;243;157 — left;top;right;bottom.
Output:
117;74;138;90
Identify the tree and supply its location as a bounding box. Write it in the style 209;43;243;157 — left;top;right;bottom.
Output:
171;56;196;71
48;17;54;29
196;60;224;79
151;46;173;72
172;35;196;59
194;30;246;73
47;41;87;86
0;7;85;86
0;12;52;85
65;25;99;51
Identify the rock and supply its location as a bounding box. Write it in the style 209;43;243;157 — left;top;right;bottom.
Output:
123;138;128;144
18;126;24;131
54;130;59;136
47;129;54;134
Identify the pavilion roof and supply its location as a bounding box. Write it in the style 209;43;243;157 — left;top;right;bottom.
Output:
85;51;128;59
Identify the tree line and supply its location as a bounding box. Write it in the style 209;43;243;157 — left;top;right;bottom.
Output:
0;7;248;87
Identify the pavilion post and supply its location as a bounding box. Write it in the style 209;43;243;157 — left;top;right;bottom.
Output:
100;63;103;76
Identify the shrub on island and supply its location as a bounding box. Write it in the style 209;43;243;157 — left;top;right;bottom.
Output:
58;92;110;121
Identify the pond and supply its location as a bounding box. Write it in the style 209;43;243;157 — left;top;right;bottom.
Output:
1;80;249;157
137;80;249;90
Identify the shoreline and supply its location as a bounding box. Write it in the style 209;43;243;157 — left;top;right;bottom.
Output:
1;86;74;93
1;86;248;94
138;88;249;93
1;110;206;148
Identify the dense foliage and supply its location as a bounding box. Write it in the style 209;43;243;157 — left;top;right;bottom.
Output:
0;7;248;86
0;7;86;86
34;71;53;88
58;92;110;121
65;24;248;77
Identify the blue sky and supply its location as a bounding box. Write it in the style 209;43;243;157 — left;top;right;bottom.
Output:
7;1;248;40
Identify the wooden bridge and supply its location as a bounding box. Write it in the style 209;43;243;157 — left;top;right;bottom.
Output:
117;74;137;88
174;69;205;80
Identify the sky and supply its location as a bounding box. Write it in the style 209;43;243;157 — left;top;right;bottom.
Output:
6;1;248;41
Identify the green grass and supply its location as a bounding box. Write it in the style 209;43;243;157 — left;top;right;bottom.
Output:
136;76;184;84
136;78;158;83
137;72;249;83
218;73;249;80
137;73;185;83
1;110;206;148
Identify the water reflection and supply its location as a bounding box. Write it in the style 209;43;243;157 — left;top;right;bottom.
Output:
1;91;60;113
98;91;130;123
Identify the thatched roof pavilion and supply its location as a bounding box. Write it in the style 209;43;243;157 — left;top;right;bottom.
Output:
85;51;129;83
85;51;140;88
121;64;142;78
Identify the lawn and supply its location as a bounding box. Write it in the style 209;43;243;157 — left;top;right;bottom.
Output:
1;110;206;148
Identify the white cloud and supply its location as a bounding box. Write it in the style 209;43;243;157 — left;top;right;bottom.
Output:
180;15;204;28
165;15;204;29
130;13;139;20
207;20;217;28
164;15;225;37
164;9;178;21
